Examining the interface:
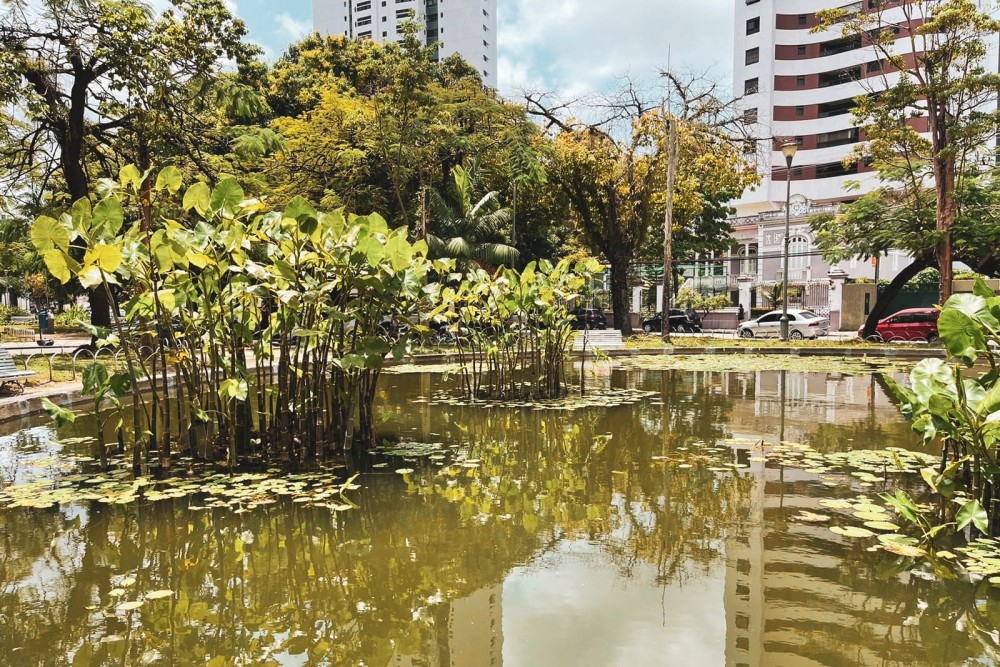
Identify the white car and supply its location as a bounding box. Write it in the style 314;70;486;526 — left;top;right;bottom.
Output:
737;309;830;340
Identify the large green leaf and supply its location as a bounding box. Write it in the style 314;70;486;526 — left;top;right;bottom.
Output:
30;216;70;252
956;499;989;533
218;378;249;402
42;249;72;284
183;182;211;215
82;362;109;396
71;197;92;231
154;166;183;194
210;178;244;213
92;198;124;239
937;309;986;366
84;244;123;274
119;164;143;192
40;398;75;428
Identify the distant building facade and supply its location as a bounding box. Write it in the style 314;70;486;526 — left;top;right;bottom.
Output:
313;0;498;88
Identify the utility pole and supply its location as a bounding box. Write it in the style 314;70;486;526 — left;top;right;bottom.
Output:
661;105;678;344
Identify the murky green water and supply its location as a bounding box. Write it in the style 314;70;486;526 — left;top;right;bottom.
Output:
1;365;998;666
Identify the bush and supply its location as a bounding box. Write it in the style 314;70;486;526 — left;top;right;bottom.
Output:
0;304;28;324
54;305;88;330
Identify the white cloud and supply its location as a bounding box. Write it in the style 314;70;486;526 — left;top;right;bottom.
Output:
276;12;313;43
497;0;735;99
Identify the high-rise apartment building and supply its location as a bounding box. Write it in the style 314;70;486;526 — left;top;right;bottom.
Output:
716;1;993;321
313;0;498;88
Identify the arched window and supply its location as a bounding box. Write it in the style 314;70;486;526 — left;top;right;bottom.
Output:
789;236;810;270
738;245;758;275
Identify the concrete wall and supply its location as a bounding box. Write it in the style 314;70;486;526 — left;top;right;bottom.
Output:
841;283;876;331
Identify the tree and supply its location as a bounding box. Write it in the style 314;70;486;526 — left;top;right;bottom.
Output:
528;78;757;335
264;33;557;259
0;0;262;328
817;0;1000;306
426;163;517;268
811;164;1000;336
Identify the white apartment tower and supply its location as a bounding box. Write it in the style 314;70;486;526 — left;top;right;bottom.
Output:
313;0;498;88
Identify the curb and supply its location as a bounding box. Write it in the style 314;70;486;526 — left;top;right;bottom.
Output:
1;345;944;427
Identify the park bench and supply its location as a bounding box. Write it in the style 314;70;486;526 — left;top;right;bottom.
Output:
0;347;35;395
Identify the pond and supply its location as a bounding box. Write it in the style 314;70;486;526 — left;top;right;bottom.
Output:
1;363;998;666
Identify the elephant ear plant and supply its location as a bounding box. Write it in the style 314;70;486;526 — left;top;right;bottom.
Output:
884;277;1000;539
31;165;446;471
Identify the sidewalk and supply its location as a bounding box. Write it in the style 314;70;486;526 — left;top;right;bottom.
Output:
1;334;90;355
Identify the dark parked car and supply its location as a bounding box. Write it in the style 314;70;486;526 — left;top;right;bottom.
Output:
642;309;702;333
571;308;608;330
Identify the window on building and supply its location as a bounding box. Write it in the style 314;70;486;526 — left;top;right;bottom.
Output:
817;97;855;118
818;66;860;87
797;45;807;56
797;14;808;26
356;0;371;10
796;75;805;87
789;236;810;270
816;128;859;148
815;161;859;179
795;105;805;116
743;108;758;123
746;17;760;35
739;245;759;275
745;47;759;65
356;16;372;26
744;77;759;94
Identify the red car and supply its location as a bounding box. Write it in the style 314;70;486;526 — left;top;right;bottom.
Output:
857;307;940;343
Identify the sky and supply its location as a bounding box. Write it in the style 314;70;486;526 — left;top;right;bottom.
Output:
234;0;736;98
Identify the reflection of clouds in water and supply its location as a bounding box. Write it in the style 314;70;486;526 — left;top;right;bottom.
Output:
504;540;726;667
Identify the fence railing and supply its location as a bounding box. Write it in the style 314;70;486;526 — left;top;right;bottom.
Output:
0;325;35;343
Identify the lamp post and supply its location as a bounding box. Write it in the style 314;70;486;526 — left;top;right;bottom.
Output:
779;141;797;341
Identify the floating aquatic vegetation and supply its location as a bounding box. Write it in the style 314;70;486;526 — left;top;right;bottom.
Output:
0;467;362;514
427;388;658;411
614;354;911;375
373;442;448;458
382;362;466;376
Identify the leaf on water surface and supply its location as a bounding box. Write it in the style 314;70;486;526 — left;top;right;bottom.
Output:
116;600;144;612
144;590;173;600
794;512;830;523
830;526;876;538
863;521;900;532
395;468;415;475
108;588;126;598
119;577;136;587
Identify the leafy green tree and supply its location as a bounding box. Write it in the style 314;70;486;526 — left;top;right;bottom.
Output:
426;163;517;268
811;165;1000;336
528;82;757;335
817;0;1000;305
263;32;559;260
0;0;262;327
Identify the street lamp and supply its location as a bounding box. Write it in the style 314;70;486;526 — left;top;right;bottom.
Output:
779;141;797;341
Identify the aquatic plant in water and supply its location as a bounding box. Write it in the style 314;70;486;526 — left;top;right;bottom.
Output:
430;258;603;401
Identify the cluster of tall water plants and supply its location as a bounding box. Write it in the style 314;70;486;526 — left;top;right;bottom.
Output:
433;258;602;400
886;277;1000;537
32;166;445;469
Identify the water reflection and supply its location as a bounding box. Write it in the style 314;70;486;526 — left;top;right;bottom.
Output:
0;367;996;666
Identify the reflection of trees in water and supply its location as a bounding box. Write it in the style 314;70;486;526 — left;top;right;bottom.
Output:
756;476;995;665
0;482;544;665
419;387;752;590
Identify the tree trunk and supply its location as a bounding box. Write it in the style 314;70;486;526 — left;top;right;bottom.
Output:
861;256;931;338
609;259;633;335
935;156;956;306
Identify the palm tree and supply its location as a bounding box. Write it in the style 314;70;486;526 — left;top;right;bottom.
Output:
426;163;518;269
